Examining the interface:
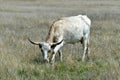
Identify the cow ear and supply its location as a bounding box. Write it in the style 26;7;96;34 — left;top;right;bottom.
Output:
39;44;42;48
51;40;63;49
51;44;56;49
28;38;41;45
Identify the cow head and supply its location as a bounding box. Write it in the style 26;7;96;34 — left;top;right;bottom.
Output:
28;38;63;62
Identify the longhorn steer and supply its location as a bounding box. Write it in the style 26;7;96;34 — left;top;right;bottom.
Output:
28;15;91;63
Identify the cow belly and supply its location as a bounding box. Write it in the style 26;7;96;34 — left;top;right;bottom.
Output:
63;31;83;44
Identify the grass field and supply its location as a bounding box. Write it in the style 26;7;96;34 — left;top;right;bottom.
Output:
0;0;120;80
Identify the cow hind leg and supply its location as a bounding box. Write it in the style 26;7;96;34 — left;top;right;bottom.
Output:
82;37;88;62
86;39;91;61
86;43;90;59
58;49;62;62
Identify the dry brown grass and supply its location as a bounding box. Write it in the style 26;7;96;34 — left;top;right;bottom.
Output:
0;0;120;80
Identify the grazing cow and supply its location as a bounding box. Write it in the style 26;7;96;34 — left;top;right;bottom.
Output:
28;15;91;63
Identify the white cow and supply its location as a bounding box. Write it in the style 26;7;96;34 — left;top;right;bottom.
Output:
28;15;91;63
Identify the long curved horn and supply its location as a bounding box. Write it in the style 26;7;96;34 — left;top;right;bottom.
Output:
51;40;63;48
28;38;40;45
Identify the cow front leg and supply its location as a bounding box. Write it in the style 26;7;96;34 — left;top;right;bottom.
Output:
50;52;56;64
50;40;64;64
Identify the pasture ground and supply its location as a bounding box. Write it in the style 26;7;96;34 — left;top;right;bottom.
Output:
0;0;120;80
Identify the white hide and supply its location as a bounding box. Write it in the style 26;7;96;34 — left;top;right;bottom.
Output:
52;15;91;44
49;15;91;63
